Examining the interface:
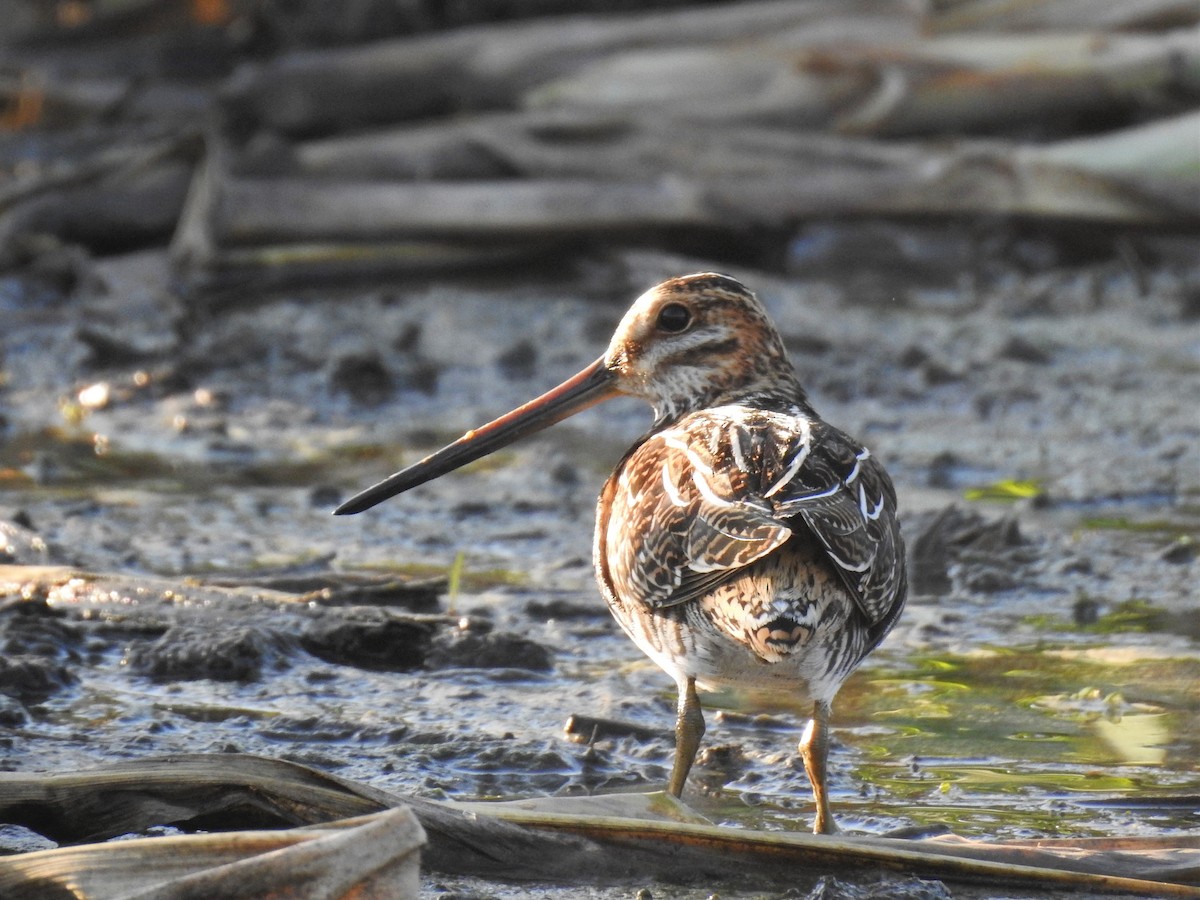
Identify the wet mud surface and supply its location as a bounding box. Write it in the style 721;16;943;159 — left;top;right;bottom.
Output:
1;237;1199;892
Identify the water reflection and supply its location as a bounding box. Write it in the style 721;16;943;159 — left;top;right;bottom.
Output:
679;641;1198;837
1092;713;1170;766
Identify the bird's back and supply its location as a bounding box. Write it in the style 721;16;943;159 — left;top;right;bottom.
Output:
594;402;905;697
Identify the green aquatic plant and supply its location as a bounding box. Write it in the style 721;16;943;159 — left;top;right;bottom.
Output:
360;559;526;591
1080;516;1195;536
963;479;1043;502
1087;598;1169;634
1021;598;1171;635
446;550;466;615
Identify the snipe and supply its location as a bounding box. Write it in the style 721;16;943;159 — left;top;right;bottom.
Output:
335;273;906;834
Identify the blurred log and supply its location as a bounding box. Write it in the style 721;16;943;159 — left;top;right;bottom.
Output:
0;158;192;260
525;28;1200;136
7;0;1198;270
287;95;1196;195
221;0;921;135
221;3;1198;139
173;8;1200;286
932;0;1200;32
172;113;1200;282
0;130;200;266
0;753;389;842
171;157;553;285
0;70;211;132
833;27;1200;135
0;808;424;900
1030;109;1200;178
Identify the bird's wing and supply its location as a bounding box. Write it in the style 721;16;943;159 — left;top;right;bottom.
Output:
602;409;904;633
771;421;906;633
602;417;792;611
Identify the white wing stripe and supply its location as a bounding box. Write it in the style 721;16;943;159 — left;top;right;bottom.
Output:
691;467;735;510
845;458;861;484
662;462;687;507
857;485;887;520
765;444;810;498
729;425;747;473
661;433;714;477
824;546;873;573
789;482;841;502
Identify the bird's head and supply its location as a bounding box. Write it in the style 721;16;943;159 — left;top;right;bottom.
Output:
334;273;801;515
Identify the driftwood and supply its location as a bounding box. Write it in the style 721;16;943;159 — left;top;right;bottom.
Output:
219;1;1199;137
0;128;200;268
0;809;424;900
288;100;1200;182
169;3;1200;282
931;0;1200;32
220;0;922;135
172;110;1200;282
0;564;444;617
5;0;1198;275
1;755;1198;898
524;28;1200;136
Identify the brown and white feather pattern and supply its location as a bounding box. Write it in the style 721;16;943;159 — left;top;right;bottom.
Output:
595;401;905;700
333;271;902;822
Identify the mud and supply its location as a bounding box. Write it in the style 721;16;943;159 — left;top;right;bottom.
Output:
1;233;1198;895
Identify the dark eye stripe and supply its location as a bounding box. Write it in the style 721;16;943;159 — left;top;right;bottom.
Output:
662;337;739;368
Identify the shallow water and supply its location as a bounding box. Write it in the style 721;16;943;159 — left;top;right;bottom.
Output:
8;582;1198;843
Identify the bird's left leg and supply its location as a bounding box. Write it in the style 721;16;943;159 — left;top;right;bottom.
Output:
667;676;705;797
800;699;838;835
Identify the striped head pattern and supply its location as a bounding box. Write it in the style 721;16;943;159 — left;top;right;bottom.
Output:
603;274;806;424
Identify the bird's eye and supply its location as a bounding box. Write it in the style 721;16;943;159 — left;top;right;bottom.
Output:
656;302;692;333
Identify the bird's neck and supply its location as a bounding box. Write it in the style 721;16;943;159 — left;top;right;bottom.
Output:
651;378;814;430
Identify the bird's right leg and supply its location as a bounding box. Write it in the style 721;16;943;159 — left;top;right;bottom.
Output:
667;676;705;797
800;699;838;834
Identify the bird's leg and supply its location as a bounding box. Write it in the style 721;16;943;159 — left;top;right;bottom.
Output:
667;676;705;797
800;699;838;835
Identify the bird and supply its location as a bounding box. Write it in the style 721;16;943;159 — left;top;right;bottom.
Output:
334;273;906;834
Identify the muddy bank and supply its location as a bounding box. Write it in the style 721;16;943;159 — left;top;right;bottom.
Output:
1;241;1197;857
0;236;1197;900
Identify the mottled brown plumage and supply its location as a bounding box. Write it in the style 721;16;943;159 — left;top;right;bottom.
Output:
335;273;907;834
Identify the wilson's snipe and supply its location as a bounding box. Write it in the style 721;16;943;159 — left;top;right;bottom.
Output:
335;273;906;834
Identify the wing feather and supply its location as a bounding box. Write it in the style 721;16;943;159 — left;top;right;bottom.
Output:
600;407;905;636
775;426;905;633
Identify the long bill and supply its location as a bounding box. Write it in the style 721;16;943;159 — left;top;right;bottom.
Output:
334;357;618;515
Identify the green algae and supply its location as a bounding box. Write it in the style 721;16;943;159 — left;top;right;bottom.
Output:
360;559;527;591
963;479;1043;502
690;643;1200;837
1022;597;1184;635
830;645;1200;834
1079;515;1196;535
